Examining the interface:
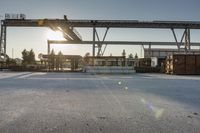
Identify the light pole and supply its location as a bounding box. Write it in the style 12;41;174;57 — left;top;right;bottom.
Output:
12;48;14;59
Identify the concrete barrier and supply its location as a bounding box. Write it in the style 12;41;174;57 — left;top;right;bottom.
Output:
83;66;135;74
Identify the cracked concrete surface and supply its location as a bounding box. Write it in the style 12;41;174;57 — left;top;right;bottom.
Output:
0;72;200;133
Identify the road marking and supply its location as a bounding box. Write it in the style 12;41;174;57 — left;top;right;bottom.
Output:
16;72;46;79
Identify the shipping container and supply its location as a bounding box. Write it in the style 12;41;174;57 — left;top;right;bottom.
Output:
196;55;200;74
173;55;186;74
185;55;196;74
165;54;200;75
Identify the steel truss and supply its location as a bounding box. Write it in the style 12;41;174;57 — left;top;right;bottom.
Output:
2;16;200;59
171;28;191;51
92;27;109;56
47;40;200;56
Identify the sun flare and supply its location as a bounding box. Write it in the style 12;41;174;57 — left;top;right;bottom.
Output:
46;29;65;40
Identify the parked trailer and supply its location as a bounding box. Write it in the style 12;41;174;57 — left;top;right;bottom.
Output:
135;57;166;73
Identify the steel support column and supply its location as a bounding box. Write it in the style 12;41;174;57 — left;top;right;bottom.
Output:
171;28;192;52
94;27;109;56
47;40;50;55
0;24;2;55
92;27;95;57
171;28;180;50
4;26;6;56
0;22;7;59
148;43;151;58
98;28;109;56
185;28;191;51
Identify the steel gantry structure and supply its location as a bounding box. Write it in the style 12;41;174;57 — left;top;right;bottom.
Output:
1;14;200;59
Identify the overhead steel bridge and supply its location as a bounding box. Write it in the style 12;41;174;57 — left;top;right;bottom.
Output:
3;19;200;29
1;15;200;59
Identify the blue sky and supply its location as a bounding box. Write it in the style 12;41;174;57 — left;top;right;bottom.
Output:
1;0;200;58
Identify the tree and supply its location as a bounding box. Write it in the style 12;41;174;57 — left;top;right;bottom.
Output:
22;49;36;65
84;52;90;65
22;49;28;65
50;49;55;55
38;53;43;64
134;53;138;59
29;49;35;64
127;53;134;66
49;49;55;70
128;53;133;59
85;52;90;57
57;51;64;70
122;49;126;57
134;53;139;67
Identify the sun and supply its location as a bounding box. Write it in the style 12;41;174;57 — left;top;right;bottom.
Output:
46;29;65;40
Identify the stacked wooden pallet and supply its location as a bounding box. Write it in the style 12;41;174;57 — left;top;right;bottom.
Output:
165;55;173;74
